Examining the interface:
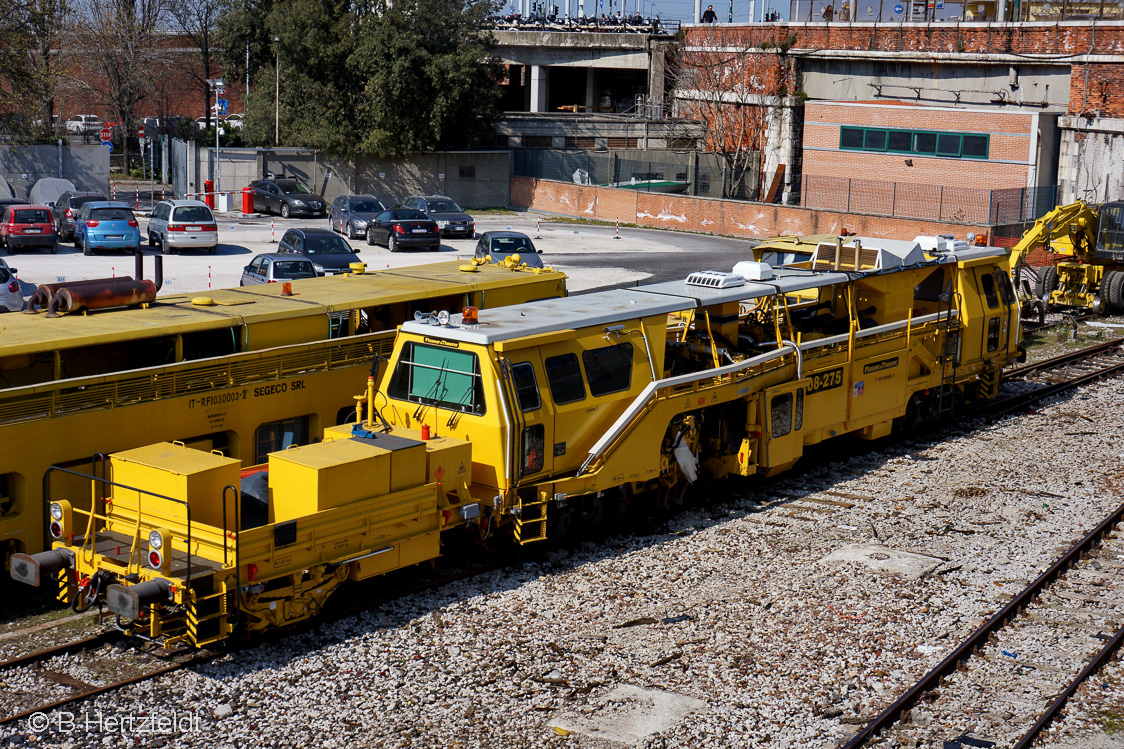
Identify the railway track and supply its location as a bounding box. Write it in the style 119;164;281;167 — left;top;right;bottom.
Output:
982;337;1124;417
843;501;1124;748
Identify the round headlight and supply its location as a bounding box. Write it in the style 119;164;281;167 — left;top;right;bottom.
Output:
437;310;451;326
50;502;63;521
148;530;163;550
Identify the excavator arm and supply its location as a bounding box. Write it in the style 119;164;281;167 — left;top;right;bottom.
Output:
1009;200;1099;269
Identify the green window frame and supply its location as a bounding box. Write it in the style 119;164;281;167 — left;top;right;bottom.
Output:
838;126;989;160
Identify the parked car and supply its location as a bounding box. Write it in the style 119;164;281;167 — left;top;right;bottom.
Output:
248;178;326;218
0;198;27;223
146;199;218;254
473;231;545;269
0;205;57;254
223;114;245;130
50;191;107;241
401;195;475;238
65;115;102;135
240;253;320;286
73;201;141;255
364;209;441;252
328;194;388;240
277;228;362;274
0;259;22;312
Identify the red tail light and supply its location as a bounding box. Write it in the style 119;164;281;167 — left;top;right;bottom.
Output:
168;225;186;232
392;224;405;234
8;280;18;293
267;279;277;283
201;224;217;232
86;220;100;228
148;550;162;568
127;219;138;227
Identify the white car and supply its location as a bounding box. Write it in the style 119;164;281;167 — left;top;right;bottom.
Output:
65;115;102;135
146;199;219;255
0;259;23;312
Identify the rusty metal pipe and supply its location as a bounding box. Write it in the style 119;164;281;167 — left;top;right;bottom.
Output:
24;277;127;312
49;280;158;317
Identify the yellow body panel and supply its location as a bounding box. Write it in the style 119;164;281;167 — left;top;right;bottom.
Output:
109;443;241;531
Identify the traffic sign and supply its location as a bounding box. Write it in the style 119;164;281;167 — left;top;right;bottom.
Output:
893;3;903;10
99;126;112;141
217;99;228;116
102;142;113;152
138;125;145;139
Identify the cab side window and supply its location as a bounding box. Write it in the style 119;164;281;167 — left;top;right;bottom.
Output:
771;393;793;437
582;343;633;396
511;362;541;411
545;353;585;405
980;272;999;309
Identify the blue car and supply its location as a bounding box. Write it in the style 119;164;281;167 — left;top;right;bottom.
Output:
73;201;142;255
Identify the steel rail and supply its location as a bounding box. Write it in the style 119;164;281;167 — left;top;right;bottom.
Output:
1005;336;1124;380
0;630;119;672
842;499;1124;749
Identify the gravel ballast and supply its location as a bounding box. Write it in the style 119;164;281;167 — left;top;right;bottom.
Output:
5;376;1124;749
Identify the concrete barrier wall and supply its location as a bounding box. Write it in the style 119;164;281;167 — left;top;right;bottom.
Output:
510;175;997;243
186;145;512;209
0;144;110;200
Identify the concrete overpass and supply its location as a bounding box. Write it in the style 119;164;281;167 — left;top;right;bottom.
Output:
491;30;673;114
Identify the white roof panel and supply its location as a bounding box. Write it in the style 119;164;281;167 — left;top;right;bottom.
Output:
638;267;852;306
400;289;694;345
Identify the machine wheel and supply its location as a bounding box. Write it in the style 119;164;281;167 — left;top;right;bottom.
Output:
1035;266;1058;300
280;203;291;219
1100;271;1118;312
388;235;398;253
1109;270;1124;310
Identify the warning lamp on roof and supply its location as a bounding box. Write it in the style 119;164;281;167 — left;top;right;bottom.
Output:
462;306;479;325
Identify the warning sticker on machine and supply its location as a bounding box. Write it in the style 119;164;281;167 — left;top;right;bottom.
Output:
853;381;865;397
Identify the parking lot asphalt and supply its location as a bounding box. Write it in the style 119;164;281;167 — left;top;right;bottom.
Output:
1;211;760;301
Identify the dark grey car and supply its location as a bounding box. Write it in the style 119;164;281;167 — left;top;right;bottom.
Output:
401;195;475;238
50;191;107;241
249;178;326;218
474;231;545;269
277;228;362;274
328;195;388;240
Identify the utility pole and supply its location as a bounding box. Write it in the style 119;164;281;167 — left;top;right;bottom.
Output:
274;37;281;147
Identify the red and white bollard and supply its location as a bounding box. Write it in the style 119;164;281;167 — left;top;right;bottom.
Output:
111;267;115;278
270;218;276;243
614;218;621;240
135;187;140;211
208;266;212;289
162;189;166;201
536;218;541;239
112;184;117;201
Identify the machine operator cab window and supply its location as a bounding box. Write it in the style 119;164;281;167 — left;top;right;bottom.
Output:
1099;202;1124;260
388;342;486;415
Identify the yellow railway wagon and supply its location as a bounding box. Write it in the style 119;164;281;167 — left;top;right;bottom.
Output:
12;236;1023;647
0;261;567;571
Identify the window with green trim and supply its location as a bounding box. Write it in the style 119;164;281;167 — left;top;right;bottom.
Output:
838;126;989;160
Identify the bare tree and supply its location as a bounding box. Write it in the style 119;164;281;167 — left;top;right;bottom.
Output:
64;0;170;167
669;26;784;200
169;0;226;130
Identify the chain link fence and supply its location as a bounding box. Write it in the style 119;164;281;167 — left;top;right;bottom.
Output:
800;175;1058;225
513;149;760;200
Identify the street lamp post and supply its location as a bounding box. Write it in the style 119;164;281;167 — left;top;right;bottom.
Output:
274;37;281;147
207;78;226;196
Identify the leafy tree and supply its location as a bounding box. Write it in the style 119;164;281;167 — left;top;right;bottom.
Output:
0;0;69;142
350;0;503;156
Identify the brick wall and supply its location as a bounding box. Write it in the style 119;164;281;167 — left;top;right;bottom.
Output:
684;24;1124;118
511;175;996;242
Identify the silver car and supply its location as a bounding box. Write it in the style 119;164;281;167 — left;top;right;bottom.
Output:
0;259;23;312
328;194;387;239
240;253;319;286
146;199;218;254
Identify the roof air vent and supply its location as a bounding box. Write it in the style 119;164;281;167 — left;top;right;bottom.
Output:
731;261;775;281
686;271;746;289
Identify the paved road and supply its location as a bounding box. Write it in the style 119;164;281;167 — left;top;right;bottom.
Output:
1;212;762;302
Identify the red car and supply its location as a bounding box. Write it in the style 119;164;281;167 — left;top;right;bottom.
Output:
0;204;58;254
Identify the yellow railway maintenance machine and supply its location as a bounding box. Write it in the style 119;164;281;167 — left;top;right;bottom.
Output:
12;236;1022;646
0;260;566;576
